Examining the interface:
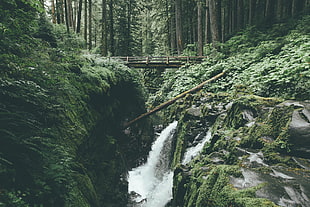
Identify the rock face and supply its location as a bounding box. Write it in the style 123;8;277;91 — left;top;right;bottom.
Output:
287;101;310;158
168;93;310;207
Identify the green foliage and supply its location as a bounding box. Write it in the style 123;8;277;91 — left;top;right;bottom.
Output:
0;0;43;57
148;15;310;105
174;164;276;207
0;3;148;204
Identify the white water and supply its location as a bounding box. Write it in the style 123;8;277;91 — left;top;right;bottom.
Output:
182;130;212;165
128;121;178;207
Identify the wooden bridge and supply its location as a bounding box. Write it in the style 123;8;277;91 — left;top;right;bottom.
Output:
111;56;208;68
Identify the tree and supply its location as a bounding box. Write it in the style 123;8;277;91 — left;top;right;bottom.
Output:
51;0;57;23
205;0;210;44
197;0;203;56
101;0;107;56
108;0;115;55
88;0;92;50
209;0;220;47
84;0;87;44
64;0;70;33
76;0;83;33
45;0;310;54
175;0;183;55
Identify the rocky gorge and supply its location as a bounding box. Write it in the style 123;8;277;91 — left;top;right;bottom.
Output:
163;93;310;207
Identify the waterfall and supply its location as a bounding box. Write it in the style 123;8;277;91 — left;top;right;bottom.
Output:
182;130;212;165
128;121;178;207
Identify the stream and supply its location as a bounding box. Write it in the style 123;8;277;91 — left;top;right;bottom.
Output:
127;121;177;207
127;122;212;207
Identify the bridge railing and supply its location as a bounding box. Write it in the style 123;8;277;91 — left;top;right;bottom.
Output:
110;56;208;64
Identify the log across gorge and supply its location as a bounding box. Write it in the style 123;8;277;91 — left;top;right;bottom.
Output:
111;56;208;68
124;71;226;128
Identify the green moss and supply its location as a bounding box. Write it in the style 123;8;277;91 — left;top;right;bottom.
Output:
171;122;187;168
0;46;151;206
173;165;279;207
169;92;299;207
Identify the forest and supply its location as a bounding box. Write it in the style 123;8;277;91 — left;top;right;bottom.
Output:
46;0;310;55
0;0;310;206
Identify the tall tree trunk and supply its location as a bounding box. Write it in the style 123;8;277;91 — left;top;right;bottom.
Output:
265;0;271;18
64;0;70;33
73;0;77;31
236;0;244;30
101;0;107;56
165;0;170;55
84;0;87;44
127;1;132;55
51;0;57;24
55;0;61;24
291;0;297;16
221;3;226;42
88;0;92;50
76;0;83;33
197;0;203;55
205;0;210;44
67;0;74;29
249;0;255;25
60;0;65;23
56;0;65;24
109;0;115;55
209;0;220;47
276;0;283;20
175;0;183;55
231;0;236;33
170;0;176;54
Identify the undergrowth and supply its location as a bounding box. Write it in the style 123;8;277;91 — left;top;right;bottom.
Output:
149;15;310;106
0;3;147;206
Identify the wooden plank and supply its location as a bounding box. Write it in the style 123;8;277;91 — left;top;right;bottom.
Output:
110;56;208;68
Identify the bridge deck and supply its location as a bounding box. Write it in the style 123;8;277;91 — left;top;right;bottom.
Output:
111;56;207;68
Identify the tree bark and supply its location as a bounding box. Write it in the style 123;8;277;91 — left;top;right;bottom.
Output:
88;0;92;50
67;0;74;29
126;0;132;55
175;0;183;55
170;0;176;54
55;0;61;24
73;0;77;31
124;71;226;128
249;0;255;25
64;0;70;33
101;0;107;56
205;0;210;44
209;0;220;47
60;0;65;23
56;0;65;24
84;0;87;43
51;0;57;24
291;0;297;16
231;0;236;34
197;0;203;56
236;0;244;30
76;0;83;33
276;0;283;20
109;0;115;55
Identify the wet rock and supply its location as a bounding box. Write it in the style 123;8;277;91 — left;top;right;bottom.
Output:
292;157;310;170
230;167;310;207
170;94;310;207
186;105;202;117
209;152;225;164
288;102;310;158
230;168;264;189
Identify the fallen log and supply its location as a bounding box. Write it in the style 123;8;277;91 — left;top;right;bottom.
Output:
123;71;225;128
